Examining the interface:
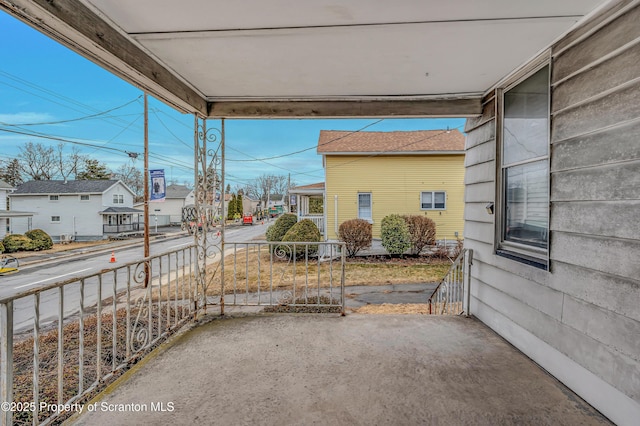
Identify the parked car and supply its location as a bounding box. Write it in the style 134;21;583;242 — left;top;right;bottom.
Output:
242;214;254;225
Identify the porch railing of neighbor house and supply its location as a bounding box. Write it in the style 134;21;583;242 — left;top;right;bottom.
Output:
0;246;196;426
102;223;141;234
428;249;473;315
298;215;324;234
206;241;345;313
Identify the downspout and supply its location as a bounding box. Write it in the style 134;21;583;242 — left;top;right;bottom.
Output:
334;195;338;237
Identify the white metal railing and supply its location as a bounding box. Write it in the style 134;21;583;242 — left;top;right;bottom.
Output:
428;249;473;315
210;241;345;313
0;246;197;425
298;215;324;234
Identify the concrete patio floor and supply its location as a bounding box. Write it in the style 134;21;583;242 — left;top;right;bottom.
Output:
71;314;611;425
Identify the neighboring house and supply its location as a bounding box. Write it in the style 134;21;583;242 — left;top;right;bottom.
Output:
318;130;465;242
10;180;142;241
289;182;325;234
0;179;34;240
241;194;260;215
135;184;195;226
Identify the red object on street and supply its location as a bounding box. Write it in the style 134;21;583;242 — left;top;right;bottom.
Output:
242;214;254;225
109;251;116;263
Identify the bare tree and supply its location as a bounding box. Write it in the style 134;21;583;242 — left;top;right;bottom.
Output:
56;143;85;181
17;142;56;180
244;174;291;205
113;161;144;201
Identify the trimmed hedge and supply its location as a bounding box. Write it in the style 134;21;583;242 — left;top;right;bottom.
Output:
2;234;35;253
281;219;321;258
338;218;372;257
381;214;411;256
0;241;4;253
265;213;298;242
2;229;54;253
26;229;54;251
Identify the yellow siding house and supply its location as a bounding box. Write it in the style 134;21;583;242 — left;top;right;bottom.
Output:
318;130;465;241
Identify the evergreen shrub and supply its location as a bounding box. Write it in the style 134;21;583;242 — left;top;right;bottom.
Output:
25;229;54;251
381;214;410;256
281;219;321;258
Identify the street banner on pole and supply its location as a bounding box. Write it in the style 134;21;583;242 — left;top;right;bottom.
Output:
150;169;166;202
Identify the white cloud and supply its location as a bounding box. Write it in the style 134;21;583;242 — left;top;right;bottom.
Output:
0;112;56;125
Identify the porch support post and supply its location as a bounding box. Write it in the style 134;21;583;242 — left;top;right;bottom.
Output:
219;119;225;316
464;249;473;317
192;116;224;315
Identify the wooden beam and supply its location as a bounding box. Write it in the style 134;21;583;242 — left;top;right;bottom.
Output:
207;98;483;118
2;0;207;115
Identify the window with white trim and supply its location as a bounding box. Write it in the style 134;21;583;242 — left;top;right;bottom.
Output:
499;64;550;268
421;191;446;210
49;195;59;201
80;194;90;201
51;216;61;223
357;193;372;222
113;194;124;204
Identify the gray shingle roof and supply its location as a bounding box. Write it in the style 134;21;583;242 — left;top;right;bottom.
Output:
165;184;192;198
99;206;144;214
0;179;14;189
317;129;465;154
12;180;121;195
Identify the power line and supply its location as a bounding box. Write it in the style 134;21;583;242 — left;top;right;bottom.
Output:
0;126;137;155
0;96;142;126
226;118;385;162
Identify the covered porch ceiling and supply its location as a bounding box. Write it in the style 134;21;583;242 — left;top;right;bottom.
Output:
2;0;610;117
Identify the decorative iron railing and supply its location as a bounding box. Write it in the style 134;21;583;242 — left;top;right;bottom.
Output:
0;246;196;425
428;249;473;315
206;241;345;314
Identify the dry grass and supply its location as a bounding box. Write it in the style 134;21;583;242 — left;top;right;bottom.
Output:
352;301;462;315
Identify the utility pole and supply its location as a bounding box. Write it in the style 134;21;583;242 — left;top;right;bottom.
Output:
143;93;150;287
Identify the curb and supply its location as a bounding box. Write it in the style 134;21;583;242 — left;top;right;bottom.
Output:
17;231;190;269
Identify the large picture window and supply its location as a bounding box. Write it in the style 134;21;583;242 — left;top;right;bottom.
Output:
500;65;549;263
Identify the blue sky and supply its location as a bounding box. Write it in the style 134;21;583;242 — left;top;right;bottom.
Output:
0;11;465;188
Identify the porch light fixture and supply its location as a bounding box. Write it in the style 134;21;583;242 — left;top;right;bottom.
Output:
485;202;495;215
